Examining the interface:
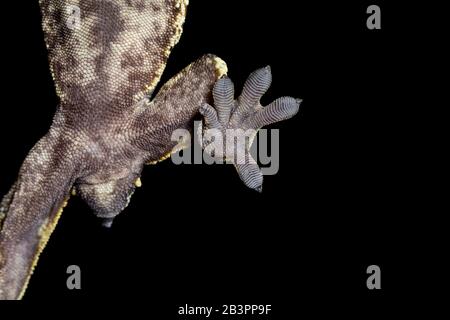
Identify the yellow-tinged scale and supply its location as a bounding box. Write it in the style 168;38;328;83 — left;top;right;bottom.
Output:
18;197;69;300
134;178;142;188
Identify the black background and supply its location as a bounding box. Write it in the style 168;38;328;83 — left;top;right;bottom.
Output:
0;0;422;316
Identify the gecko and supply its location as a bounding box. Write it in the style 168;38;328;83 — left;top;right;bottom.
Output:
0;0;301;300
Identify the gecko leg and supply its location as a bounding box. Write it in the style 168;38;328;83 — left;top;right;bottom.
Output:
199;66;301;192
0;131;80;299
130;54;228;160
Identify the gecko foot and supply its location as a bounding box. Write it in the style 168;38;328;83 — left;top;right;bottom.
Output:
199;66;301;192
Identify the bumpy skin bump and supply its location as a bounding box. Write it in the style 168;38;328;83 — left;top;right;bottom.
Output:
0;1;300;299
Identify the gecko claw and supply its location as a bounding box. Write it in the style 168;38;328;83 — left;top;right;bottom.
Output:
100;218;114;228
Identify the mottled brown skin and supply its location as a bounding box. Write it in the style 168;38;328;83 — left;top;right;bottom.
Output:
0;0;300;299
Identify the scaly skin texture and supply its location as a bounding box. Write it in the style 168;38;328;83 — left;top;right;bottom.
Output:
0;0;300;299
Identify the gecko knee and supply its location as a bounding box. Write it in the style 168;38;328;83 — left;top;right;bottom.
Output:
76;174;141;221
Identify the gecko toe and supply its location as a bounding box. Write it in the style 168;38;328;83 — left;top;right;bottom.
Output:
100;218;114;228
